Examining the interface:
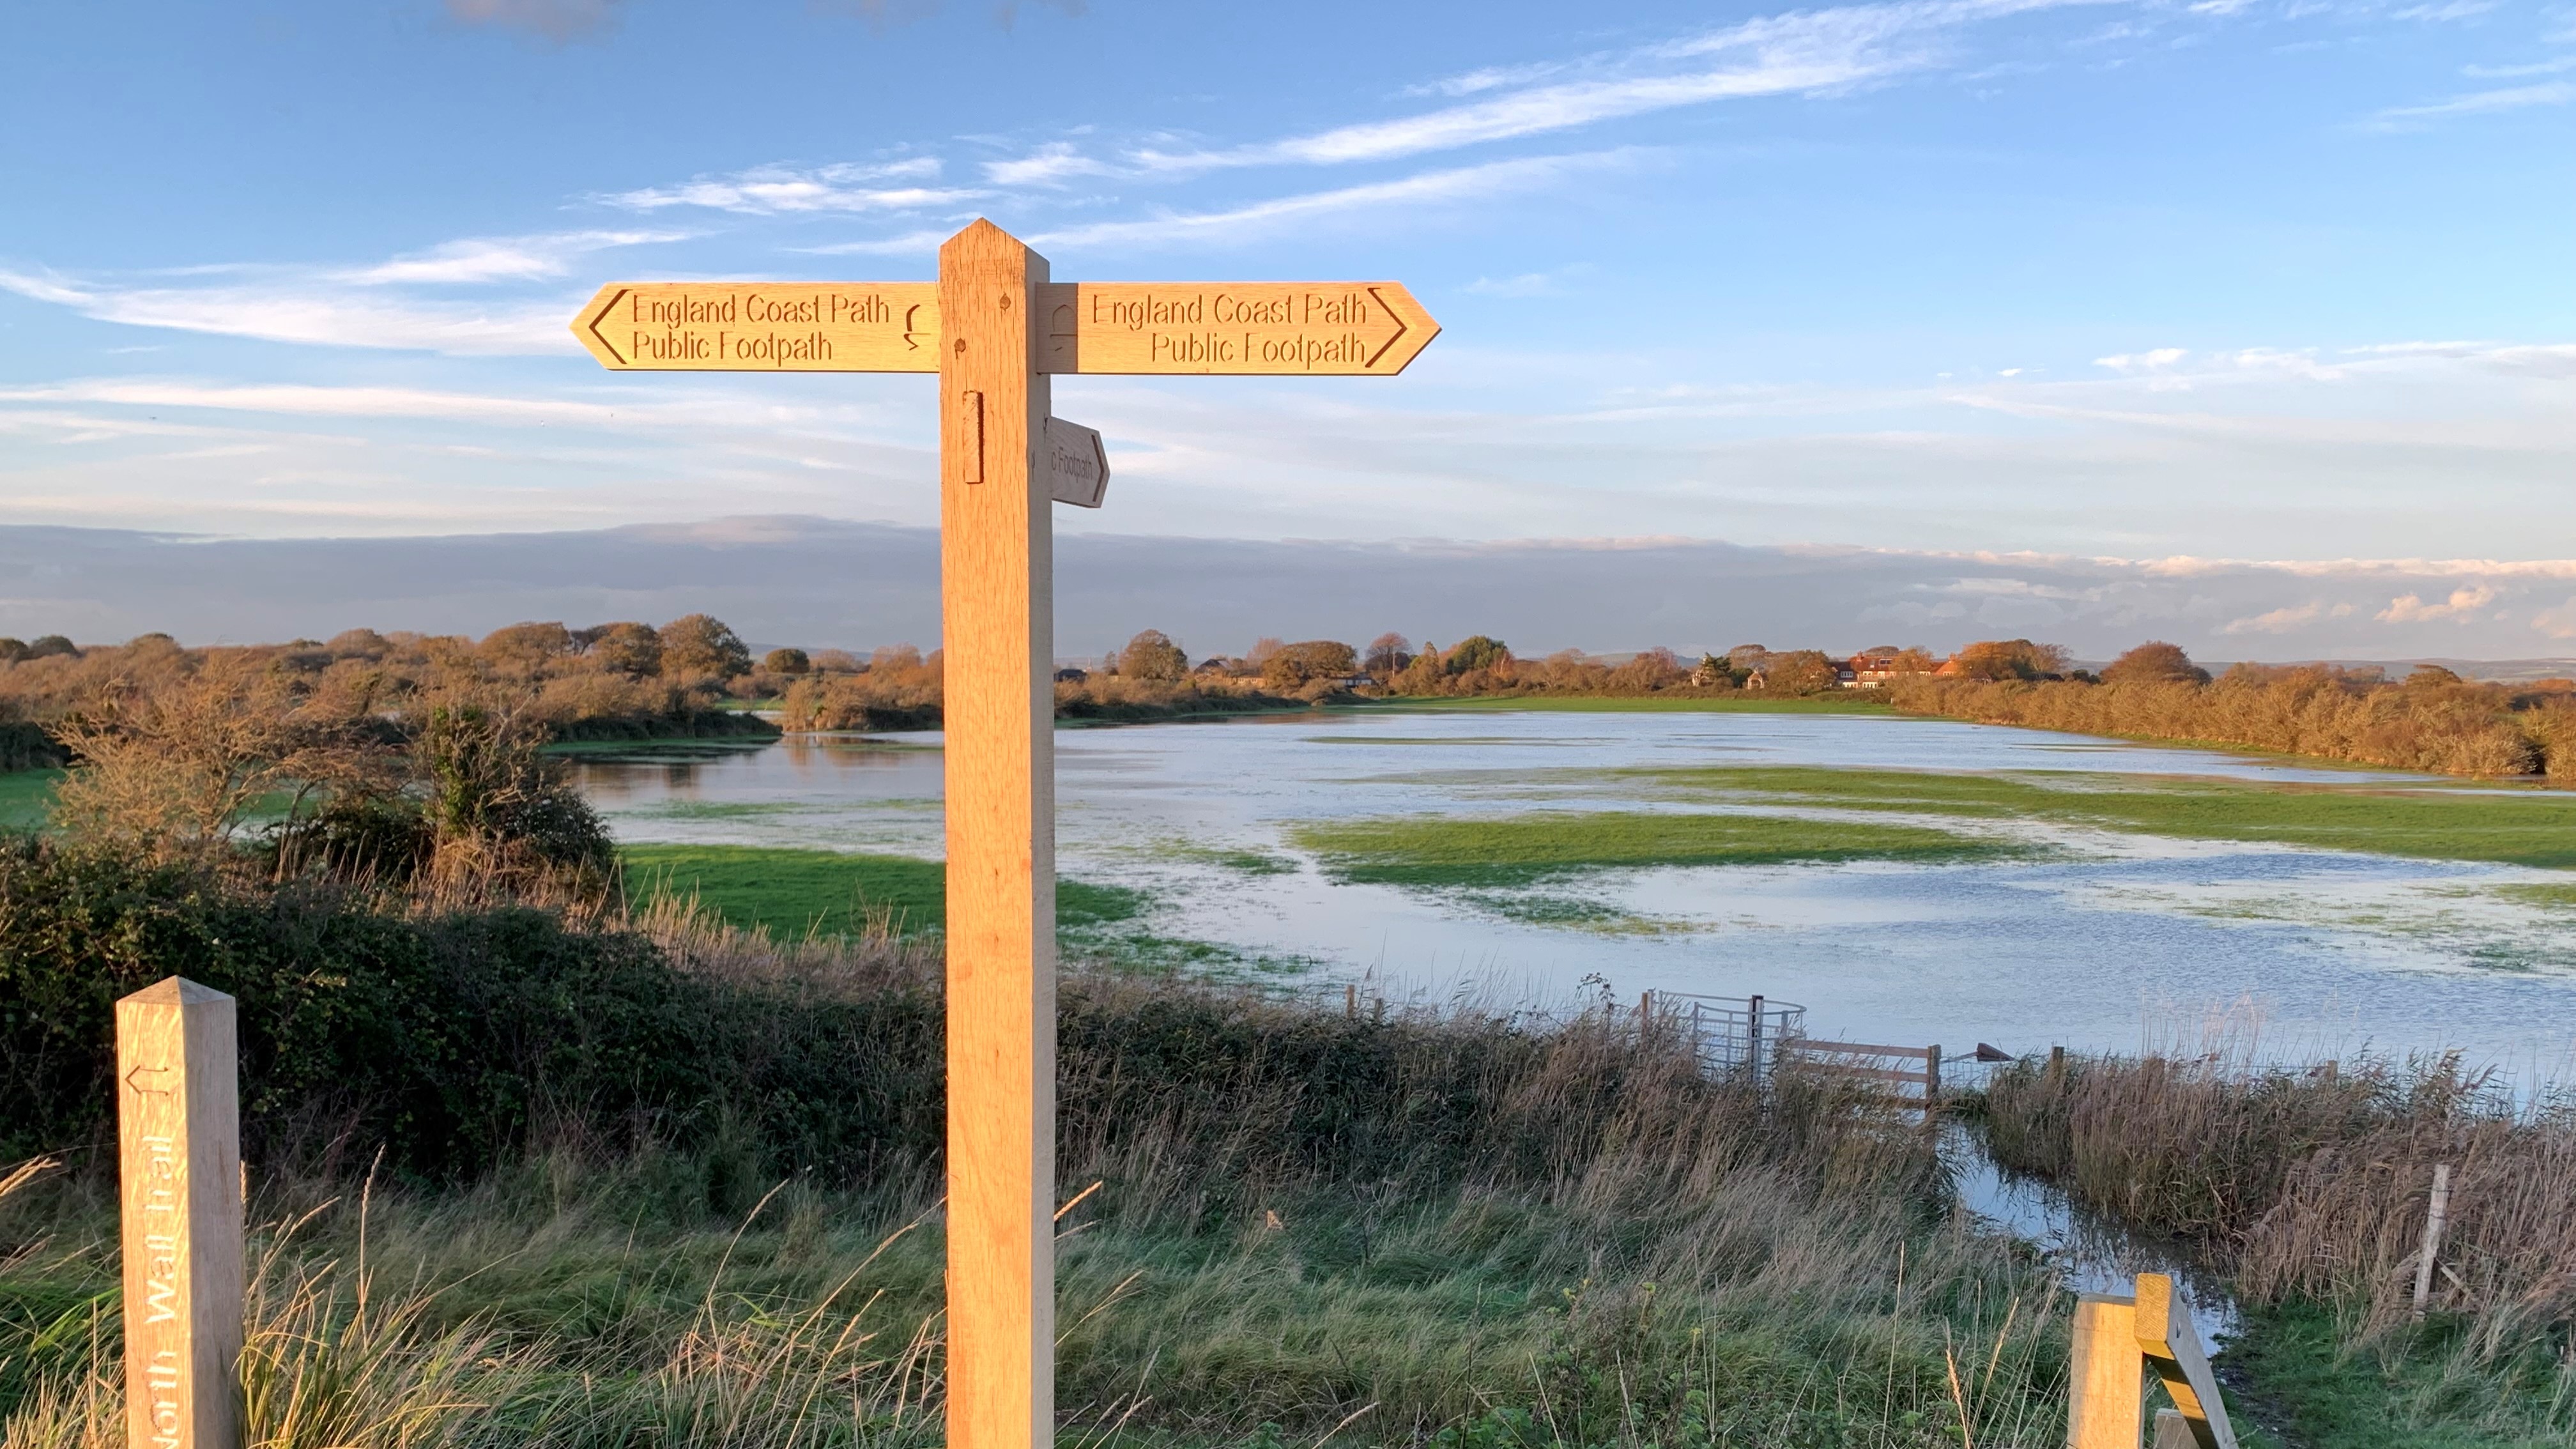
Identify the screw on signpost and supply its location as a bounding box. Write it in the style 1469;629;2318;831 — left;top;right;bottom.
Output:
116;977;244;1449
569;223;1438;1449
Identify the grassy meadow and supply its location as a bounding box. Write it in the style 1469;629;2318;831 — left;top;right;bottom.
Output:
620;843;1146;941
1291;811;2021;889
1613;764;2576;869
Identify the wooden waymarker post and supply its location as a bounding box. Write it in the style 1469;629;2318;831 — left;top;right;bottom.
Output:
571;220;1438;1449
116;977;243;1449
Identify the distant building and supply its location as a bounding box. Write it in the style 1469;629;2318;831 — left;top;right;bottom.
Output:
1053;667;1089;683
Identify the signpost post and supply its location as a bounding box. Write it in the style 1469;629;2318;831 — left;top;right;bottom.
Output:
116;977;243;1449
571;218;1438;1449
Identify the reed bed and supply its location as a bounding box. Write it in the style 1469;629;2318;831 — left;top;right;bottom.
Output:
1983;1045;2576;1439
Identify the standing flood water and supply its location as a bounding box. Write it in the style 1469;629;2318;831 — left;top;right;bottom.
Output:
570;707;2576;1070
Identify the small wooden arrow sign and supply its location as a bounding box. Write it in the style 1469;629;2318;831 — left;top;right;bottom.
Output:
1043;417;1108;508
572;281;1437;377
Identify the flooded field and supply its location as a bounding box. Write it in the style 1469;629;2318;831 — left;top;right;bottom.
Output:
569;707;2576;1071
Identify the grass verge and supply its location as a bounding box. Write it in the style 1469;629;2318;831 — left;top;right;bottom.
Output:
1621;764;2576;869
1291;809;2020;889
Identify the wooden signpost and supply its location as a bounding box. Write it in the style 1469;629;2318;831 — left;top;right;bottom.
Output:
572;220;1437;1449
116;977;243;1449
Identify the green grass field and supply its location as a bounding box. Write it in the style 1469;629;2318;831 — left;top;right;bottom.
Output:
1619;765;2576;870
619;843;1144;940
0;770;57;831
1291;809;2020;888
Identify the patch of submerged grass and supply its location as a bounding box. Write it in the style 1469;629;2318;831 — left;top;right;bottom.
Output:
1624;764;2576;870
1390;694;1892;714
2495;881;2576;910
618;843;1144;941
1469;891;1690;933
1292;809;2018;889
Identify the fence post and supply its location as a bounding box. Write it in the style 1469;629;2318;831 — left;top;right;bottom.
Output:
2048;1045;2066;1080
2066;1294;2142;1449
1924;1043;1942;1117
1745;993;1765;1086
2412;1163;2452;1320
1345;983;1356;1019
117;977;243;1449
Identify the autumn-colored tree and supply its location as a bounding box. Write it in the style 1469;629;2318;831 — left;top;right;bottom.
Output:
26;636;76;660
586;622;663;677
1761;650;1840;694
326;627;390;659
810;648;864;673
2103;641;2209;686
49;656;388;866
1245;637;1285;668
1118;629;1191;682
658;615;753;679
1363;632;1414;674
1890;647;1940;675
1445;636;1510;675
1951;638;2071;681
480;621;576;673
0;639;25;663
763;647;812;675
1262;639;1360;689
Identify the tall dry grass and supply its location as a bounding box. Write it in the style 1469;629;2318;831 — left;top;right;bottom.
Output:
2;900;2084;1446
1984;1047;2576;1358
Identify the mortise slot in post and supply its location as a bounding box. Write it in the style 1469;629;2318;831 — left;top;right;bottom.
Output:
961;389;985;483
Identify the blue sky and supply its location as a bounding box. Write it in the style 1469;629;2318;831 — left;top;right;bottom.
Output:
2;0;2572;650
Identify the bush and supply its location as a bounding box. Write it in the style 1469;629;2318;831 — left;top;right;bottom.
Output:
0;838;940;1180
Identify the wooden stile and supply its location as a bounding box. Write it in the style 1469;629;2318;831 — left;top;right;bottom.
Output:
2135;1275;2236;1449
116;977;243;1449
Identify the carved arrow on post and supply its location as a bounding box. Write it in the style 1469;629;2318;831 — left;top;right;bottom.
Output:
125;1062;178;1096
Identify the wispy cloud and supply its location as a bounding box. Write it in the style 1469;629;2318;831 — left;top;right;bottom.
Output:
0;379;637;425
338;229;685;286
791;229;954;257
2219;600;2356;634
606;159;972;214
0;267;574;353
1026;151;1642;250
983;0;2121;183
2368;79;2573;126
2462;53;2576;77
445;0;620;42
979;142;1120;187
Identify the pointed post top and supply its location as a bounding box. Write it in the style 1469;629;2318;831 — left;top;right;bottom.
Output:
120;977;233;1009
